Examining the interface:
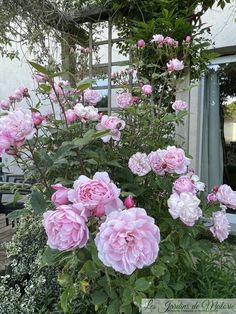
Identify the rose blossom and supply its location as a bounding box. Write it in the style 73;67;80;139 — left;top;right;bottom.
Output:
167;59;184;72
141;84;153;95
190;174;205;191
163;146;191;174
14;85;29;102
43;204;89;251
207;193;218;203
65;109;78;124
128;152;151;176
83;89;102;105
185;36;191;43
137;39;145;48
32;72;48;83
95;207;160;275
216;184;236;209
172;100;188;112
173;176;196;194
210;210;230;242
96;115;125;142
49;84;64;103
167;192;202;226
0;100;10;110
0;109;35;147
0;132;12;156
32;112;44;126
51;183;70;206
117;92;133;108
124;195;135;208
148;149;166;176
74;103;99;123
68;171;123;216
151;34;164;45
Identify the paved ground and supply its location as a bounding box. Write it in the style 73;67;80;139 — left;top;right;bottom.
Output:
0;214;14;272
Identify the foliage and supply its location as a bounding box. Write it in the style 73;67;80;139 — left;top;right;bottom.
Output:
224;101;236;122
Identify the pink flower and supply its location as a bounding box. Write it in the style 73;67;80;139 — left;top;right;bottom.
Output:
74;103;99;123
185;36;191;43
14;85;29;102
216;184;236;209
65;109;78;124
95;208;160;275
141;84;153;95
0;109;35;148
51;183;69;206
172;100;188;112
33;73;48;83
128;152;151;176
207;193;218;203
0;100;10;110
124;195;135;209
164;36;175;46
151;34;164;45
167;59;184;72
167;192;202;226
210;210;230;242
96;115;125;142
43;204;89;251
137;39;145;48
32;112;44;126
117;92;133;108
163;146;190;174
173;176;196;194
68;172;123;216
84;89;102;105
189;174;205;191
0;132;12;156
132;96;140;103
148;149;166;176
49;84;64;103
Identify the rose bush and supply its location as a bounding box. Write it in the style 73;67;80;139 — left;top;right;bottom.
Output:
0;31;235;314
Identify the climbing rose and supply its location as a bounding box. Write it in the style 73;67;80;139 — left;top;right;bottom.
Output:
84;89;102;105
137;39;145;48
167;58;184;72
65;109;78;124
95;208;160;275
0;100;10;110
172;100;188;112
207;193;218;203
51;183;70;206
49;84;64;103
173;176;196;194
43;204;89;251
32;112;45;126
141;84;153;95
210;210;230;242
167;192;202;226
74;103;99;123
117;92;133;108
96;115;125;142
124;195;135;209
151;34;164;45
14;85;29;102
128;152;151;176
148;149;166;176
216;184;236;209
0;109;35;147
68;172;123;216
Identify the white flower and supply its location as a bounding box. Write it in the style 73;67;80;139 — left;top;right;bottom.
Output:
74;103;99;123
128;152;151;176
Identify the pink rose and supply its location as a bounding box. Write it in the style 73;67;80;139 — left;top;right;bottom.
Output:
14;85;29;102
185;36;191;43
128;152;151;176
167;59;184;72
43;204;89;251
137;39;145;49
32;112;45;126
0;132;12;156
164;36;175;46
124;195;135;209
51;183;69;206
32;72;48;83
163;146;191;174
207;193;218;203
84;89;102;105
65;109;78;124
167;192;202;226
132;96;140;103
96;115;125;142
172;100;188;112
148;149;166;176
173;176;196;194
141;84;153;95
74;103;99;123
95;208;160;275
49;84;64;103
68;172;123;216
151;34;164;45
216;184;236;209
0;100;10;110
210;211;230;242
0;109;35;147
117;92;133;108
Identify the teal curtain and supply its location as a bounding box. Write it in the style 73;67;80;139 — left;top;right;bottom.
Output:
201;68;223;192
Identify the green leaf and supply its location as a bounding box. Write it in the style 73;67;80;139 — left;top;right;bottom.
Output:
77;78;94;91
151;264;167;278
28;61;51;76
30;189;47;214
135;278;151;291
58;272;73;287
93;129;111;139
91;290;108;305
41;246;73;267
7;208;31;220
107;299;121;314
60;285;76;314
